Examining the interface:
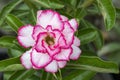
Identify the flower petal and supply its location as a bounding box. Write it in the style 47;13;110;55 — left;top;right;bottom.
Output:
17;25;35;48
35;32;47;52
54;48;72;61
69;19;78;31
61;15;68;21
43;40;61;56
45;60;58;73
37;10;42;19
62;22;74;47
20;49;32;69
58;35;66;47
73;36;80;46
46;26;61;49
57;61;67;68
70;45;81;60
37;10;63;30
32;25;46;40
31;49;52;68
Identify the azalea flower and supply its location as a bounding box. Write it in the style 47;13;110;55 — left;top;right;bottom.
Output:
17;10;81;73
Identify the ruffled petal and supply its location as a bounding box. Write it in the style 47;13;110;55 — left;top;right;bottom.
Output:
37;10;42;19
70;45;81;60
73;36;80;46
43;40;61;56
45;60;58;73
60;15;68;21
54;48;72;61
58;35;66;47
32;25;46;40
46;25;61;49
62;22;74;47
69;19;78;31
17;25;35;48
57;61;67;68
20;49;32;69
37;10;63;30
31;49;52;68
35;32;47;52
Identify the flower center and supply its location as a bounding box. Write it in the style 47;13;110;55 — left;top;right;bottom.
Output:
45;35;54;45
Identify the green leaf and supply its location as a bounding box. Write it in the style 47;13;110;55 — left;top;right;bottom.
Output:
40;70;53;80
4;72;14;80
30;0;64;9
11;10;29;17
75;8;87;22
29;9;37;25
107;52;120;63
98;43;120;56
81;0;94;8
97;0;116;31
63;70;96;80
9;69;35;80
94;30;104;49
70;0;77;8
2;64;24;71
78;28;97;45
0;36;24;52
80;20;104;49
8;48;22;57
27;75;40;80
30;0;50;8
0;0;22;26
67;56;119;73
0;57;24;71
0;36;16;48
49;0;64;9
6;14;24;33
24;0;38;10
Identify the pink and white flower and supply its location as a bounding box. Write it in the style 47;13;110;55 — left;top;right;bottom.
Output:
17;10;81;73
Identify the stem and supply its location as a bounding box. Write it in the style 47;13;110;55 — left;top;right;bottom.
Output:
53;73;58;80
53;71;63;80
59;69;62;80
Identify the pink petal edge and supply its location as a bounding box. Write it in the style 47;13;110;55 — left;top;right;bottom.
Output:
73;36;80;46
53;48;72;61
17;25;35;48
70;45;81;60
31;49;52;68
57;61;67;68
61;22;74;48
45;60;58;73
20;49;32;69
69;19;78;31
37;10;64;31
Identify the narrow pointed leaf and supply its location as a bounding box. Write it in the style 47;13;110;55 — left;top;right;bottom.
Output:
0;36;16;48
67;56;119;73
63;70;96;80
98;43;120;56
97;0;116;31
0;36;24;52
78;28;97;45
9;69;35;80
0;57;24;71
30;0;50;8
0;0;22;26
30;0;64;9
81;20;104;49
24;0;38;10
6;14;24;33
49;0;64;9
